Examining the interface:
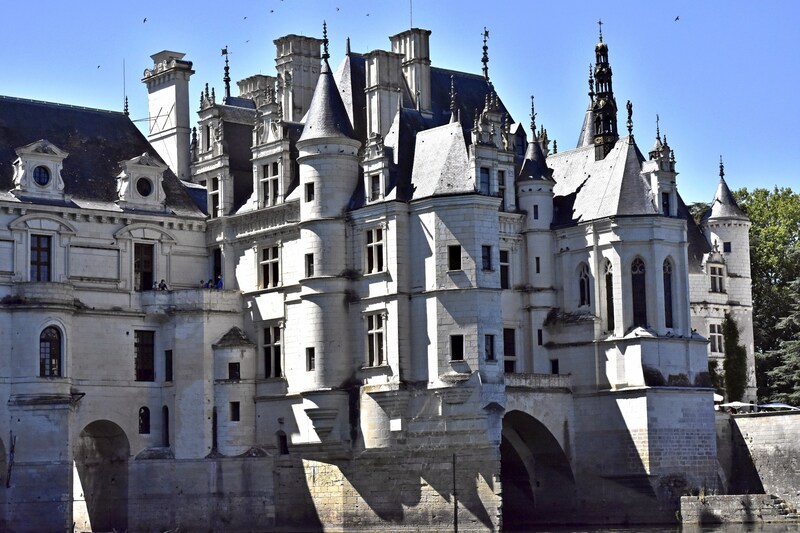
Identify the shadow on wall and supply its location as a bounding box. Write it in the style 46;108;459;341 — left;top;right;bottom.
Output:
73;420;130;533
274;447;498;531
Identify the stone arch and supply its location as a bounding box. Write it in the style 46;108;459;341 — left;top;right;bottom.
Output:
73;420;130;532
501;410;576;528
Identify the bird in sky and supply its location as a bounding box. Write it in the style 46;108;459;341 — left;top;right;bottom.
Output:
143;17;147;23
97;65;100;69
675;16;680;21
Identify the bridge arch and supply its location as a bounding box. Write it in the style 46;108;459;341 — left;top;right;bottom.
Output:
73;420;130;532
501;410;576;528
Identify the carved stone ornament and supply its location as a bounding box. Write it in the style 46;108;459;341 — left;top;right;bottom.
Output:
11;139;69;199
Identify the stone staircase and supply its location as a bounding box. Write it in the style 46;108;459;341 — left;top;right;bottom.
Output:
769;494;799;521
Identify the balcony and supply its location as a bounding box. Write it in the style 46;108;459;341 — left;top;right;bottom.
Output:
140;288;242;314
505;372;572;391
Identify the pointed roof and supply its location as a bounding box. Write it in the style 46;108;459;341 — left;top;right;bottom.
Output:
212;327;255;348
298;59;355;143
517;139;552;182
410;121;471;198
576;104;595;148
705;176;747;221
549;136;654;224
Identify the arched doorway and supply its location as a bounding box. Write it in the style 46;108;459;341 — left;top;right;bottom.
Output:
73;420;130;532
501;410;576;529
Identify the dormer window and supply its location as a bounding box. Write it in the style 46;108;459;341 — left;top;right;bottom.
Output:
116;152;168;211
11;139;68;199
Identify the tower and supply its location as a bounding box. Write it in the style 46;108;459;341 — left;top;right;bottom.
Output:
142;51;194;179
591;22;619;160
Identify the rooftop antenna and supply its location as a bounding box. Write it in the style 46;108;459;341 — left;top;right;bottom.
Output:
410;0;413;28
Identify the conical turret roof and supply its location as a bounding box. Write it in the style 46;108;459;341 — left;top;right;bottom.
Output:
705;176;748;221
299;59;355;143
517;139;552;182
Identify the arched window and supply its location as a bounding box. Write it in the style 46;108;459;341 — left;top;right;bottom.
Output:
277;431;289;455
604;260;615;331
578;263;591;307
138;407;150;434
631;258;647;327
162;406;170;447
39;327;61;377
663;259;674;329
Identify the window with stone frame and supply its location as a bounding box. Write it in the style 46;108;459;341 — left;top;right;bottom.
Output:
260;245;280;288
498;170;506;211
631;258;647;327
134;242;155;291
663;259;674;328
709;323;724;353
604;260;615;331
39;326;62;377
369;174;381;202
261;162;280;207
230;401;241;422
134;330;155;381
365;227;385;274
448;245;462;271
499;250;510;289
366;312;386;367
484;334;496;361
481;245;492;271
479;167;491;195
578;263;591;307
209;177;220;218
138;407;150;434
30;234;52;282
450;334;464;361
710;265;725;293
503;328;516;373
306;347;316;371
305;253;314;278
263;325;282;378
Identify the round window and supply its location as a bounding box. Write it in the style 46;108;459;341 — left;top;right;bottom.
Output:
136;178;153;197
33;166;50;186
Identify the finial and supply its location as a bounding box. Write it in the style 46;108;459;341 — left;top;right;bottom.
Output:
719;155;724;178
346;36;350;55
655;113;661;141
205;83;209;99
322;21;329;60
191;126;197;145
124;96;129;116
222;47;231;99
626;100;633;136
598;18;603;42
449;75;456;113
588;65;595;101
530;95;536;134
211;87;216;104
553;139;558;154
481;27;490;81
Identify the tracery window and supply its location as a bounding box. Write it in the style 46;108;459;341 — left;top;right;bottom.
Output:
39;326;61;377
604;260;615;331
663;259;674;328
631;258;647;327
578;263;591;307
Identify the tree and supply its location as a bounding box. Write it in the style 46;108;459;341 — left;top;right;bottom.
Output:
733;187;800;401
762;279;800;404
722;313;748;402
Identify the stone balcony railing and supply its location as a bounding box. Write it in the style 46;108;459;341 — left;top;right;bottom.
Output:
504;372;572;391
140;288;243;313
11;282;75;305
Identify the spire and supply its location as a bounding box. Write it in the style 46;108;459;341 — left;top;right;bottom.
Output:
530;95;536;134
222;47;231;99
345;36;350;55
322;21;329;60
588;65;595;102
481;27;490;81
706;158;748;221
591;21;618;160
449;75;458;123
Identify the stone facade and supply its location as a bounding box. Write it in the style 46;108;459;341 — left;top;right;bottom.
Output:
0;24;754;532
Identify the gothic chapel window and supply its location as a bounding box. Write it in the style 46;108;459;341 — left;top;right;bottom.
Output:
579;263;591;307
604;260;615;331
663;259;674;328
631;258;647;327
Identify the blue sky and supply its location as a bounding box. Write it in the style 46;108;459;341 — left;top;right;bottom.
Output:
3;0;798;204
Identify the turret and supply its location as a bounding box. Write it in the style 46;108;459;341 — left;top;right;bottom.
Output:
591;21;619;160
641;114;678;216
142;51;194;179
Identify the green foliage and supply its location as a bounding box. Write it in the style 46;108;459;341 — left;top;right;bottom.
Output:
733;187;800;401
687;202;710;225
762;279;800;405
708;359;724;396
722;313;748;402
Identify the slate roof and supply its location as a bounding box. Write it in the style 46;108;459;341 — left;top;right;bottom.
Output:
576;104;595;148
0;96;205;217
410;122;471;197
549;136;654;225
333;52;368;143
299;59;355;142
518;139;552;183
703;176;748;221
212;326;255;348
